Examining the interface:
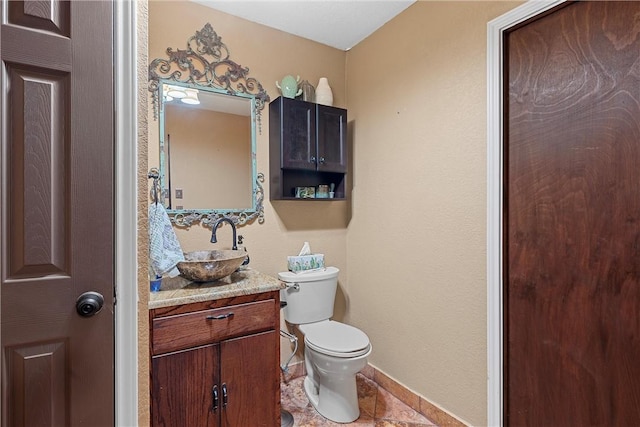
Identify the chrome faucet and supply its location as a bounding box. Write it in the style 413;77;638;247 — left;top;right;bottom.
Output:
210;218;238;250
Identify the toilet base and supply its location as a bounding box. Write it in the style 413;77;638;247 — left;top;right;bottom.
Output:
303;373;360;423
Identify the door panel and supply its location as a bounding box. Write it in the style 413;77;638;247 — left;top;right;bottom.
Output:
7;66;69;278
6;341;67;426
280;97;316;170
317;105;347;173
1;0;114;425
505;2;640;425
221;331;279;426
8;0;70;36
152;344;219;427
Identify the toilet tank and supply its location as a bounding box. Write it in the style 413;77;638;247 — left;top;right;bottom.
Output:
278;267;339;324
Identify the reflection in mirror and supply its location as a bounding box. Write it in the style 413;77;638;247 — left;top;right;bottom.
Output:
149;23;269;228
161;86;253;210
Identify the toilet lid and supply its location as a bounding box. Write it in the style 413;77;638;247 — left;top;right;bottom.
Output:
301;321;371;358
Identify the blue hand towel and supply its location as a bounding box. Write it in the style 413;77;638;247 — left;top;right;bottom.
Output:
149;203;184;278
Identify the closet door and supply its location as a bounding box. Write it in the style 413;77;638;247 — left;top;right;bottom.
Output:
505;2;640;425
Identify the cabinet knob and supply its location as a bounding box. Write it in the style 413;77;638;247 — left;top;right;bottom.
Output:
310;156;316;163
319;157;325;164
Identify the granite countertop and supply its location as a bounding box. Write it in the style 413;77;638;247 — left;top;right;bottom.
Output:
149;268;284;309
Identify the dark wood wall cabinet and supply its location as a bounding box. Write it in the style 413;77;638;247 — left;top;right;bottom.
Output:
150;292;280;427
269;96;348;200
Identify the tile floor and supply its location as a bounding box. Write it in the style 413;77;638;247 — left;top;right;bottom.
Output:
281;374;438;427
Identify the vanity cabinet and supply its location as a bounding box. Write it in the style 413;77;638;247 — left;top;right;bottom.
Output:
269;96;348;200
150;292;280;427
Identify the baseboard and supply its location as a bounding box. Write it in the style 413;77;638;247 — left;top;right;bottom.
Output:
366;364;470;427
282;361;469;426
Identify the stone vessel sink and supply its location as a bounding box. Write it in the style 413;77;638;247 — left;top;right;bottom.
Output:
176;249;247;282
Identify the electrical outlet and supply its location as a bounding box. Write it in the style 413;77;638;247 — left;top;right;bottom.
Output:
175;188;183;199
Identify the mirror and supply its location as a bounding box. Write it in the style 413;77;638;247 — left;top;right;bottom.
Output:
160;84;254;210
149;23;269;227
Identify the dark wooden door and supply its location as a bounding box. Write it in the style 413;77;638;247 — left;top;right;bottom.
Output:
221;331;279;426
505;2;640;425
152;344;220;427
278;97;317;170
1;1;115;425
317;105;347;173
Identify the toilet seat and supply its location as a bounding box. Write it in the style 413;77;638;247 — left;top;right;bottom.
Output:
300;320;371;358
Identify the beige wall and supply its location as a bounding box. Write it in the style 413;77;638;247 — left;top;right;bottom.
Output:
139;1;522;426
345;1;519;425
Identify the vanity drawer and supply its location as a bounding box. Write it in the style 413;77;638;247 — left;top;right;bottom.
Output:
152;299;276;355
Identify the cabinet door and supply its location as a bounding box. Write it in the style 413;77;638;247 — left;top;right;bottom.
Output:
281;97;317;170
220;331;279;427
152;344;220;427
317;105;347;173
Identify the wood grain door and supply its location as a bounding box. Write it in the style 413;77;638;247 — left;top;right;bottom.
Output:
505;2;640;425
152;344;220;427
221;331;279;427
0;1;115;425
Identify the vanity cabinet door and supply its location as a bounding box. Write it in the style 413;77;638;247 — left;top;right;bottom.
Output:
151;344;220;427
220;330;279;426
279;97;317;170
316;104;347;173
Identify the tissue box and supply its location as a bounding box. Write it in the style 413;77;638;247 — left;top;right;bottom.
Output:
287;254;325;272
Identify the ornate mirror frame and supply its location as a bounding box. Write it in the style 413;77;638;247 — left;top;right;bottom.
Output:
149;23;269;228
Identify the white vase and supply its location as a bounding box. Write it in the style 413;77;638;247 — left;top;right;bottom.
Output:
315;77;333;106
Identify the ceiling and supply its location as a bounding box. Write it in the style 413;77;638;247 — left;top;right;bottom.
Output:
192;0;416;51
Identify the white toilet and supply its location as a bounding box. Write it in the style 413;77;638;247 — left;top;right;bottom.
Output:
279;267;372;423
